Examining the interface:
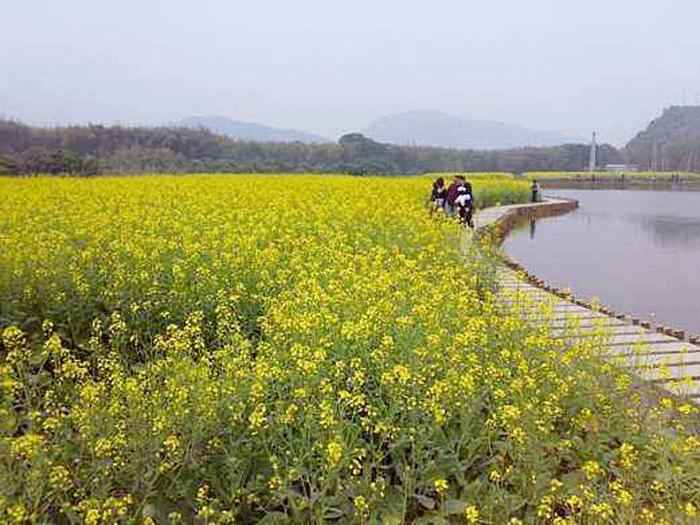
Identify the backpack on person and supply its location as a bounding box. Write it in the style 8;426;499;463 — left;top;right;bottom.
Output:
454;186;474;228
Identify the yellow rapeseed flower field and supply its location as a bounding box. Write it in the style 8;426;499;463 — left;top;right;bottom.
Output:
0;175;698;523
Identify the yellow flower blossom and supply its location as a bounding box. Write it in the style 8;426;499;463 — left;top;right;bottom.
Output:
326;441;343;467
354;495;369;518
0;175;697;524
434;478;448;494
464;505;480;524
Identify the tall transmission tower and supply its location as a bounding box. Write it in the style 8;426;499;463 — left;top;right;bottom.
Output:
588;132;597;172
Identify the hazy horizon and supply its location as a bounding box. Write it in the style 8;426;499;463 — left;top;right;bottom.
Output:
3;0;700;146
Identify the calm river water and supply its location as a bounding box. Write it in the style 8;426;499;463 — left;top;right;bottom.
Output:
503;189;700;335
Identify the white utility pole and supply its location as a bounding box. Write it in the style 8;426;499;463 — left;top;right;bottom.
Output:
588;132;597;172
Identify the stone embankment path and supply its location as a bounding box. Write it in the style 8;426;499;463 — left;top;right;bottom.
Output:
475;198;700;404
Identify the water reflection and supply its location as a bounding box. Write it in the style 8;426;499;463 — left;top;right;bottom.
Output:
637;216;700;248
505;189;700;334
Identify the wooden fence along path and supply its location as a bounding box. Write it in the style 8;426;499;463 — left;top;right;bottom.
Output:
475;199;700;404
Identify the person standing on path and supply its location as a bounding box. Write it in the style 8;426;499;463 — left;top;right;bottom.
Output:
531;179;540;203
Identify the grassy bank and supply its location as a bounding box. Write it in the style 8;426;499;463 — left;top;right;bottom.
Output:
526;171;700;183
1;175;697;523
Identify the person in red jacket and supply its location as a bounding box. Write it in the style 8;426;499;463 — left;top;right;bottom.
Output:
445;174;463;215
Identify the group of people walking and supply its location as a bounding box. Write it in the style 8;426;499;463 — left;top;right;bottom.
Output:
429;174;474;228
429;175;543;227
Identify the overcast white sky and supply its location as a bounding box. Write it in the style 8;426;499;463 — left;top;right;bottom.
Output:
2;0;699;145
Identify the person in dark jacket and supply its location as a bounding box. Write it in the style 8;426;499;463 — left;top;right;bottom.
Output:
429;177;447;215
531;180;540;203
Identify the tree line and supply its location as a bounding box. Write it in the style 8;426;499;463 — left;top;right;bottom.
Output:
0;118;629;176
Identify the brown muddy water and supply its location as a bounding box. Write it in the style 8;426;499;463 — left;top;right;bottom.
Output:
503;189;700;336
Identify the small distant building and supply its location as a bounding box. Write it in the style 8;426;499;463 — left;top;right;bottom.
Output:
603;164;638;173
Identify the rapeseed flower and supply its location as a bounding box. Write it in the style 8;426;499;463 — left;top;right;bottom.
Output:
0;175;697;523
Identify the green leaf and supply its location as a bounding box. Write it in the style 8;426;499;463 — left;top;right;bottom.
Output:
415;513;448;525
323;507;346;520
141;504;157;518
257;511;291;524
414;494;436;510
379;514;404;525
442;499;467;515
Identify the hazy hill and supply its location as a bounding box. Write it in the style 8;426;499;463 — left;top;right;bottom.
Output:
175;115;329;144
362;110;581;150
625;106;700;170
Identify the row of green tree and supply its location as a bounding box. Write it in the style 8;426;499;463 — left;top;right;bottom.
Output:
0;119;624;176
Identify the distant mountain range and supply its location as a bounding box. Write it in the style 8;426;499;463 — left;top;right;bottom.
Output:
175;115;329;144
362;110;582;150
176;111;581;149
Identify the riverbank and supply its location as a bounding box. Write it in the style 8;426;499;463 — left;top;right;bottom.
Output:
504;188;700;338
541;180;700;191
476;197;700;404
525;171;700;192
474;197;579;242
526;171;700;184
